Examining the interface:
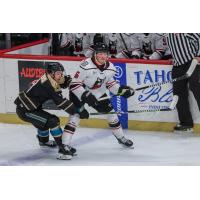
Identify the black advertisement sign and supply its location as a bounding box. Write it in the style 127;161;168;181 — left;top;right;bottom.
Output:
18;60;58;109
18;60;45;91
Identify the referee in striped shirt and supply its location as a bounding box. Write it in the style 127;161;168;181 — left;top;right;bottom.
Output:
166;33;200;132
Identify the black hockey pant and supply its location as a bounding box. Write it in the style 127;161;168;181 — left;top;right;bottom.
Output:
16;107;60;131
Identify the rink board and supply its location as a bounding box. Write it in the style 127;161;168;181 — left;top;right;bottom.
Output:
0;48;200;132
1;113;200;133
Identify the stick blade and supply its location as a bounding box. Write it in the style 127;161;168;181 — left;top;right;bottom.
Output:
186;59;198;77
169;95;179;110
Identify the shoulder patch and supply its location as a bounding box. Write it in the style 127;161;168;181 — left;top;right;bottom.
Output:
40;74;48;83
80;58;96;70
80;60;89;67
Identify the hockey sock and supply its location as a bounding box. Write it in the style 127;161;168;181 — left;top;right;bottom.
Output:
37;129;49;143
50;126;63;147
63;123;76;145
63;114;80;145
109;120;124;138
107;114;124;139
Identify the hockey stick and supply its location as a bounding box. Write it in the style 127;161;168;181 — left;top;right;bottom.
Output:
91;95;179;115
136;59;198;91
98;59;198;102
119;33;128;51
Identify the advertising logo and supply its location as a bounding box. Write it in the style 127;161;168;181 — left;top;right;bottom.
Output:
114;65;123;79
18;60;45;92
133;68;173;110
112;62;128;129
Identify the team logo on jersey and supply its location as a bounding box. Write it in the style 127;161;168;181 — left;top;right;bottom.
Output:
74;71;80;78
91;77;105;89
81;61;89;67
114;65;123;79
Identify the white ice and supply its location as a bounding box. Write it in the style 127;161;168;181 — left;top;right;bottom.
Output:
1;123;200;166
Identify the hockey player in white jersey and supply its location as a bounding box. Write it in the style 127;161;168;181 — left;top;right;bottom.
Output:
115;33;141;59
85;33;121;58
88;33;122;58
104;33;120;57
138;33;168;60
73;33;92;57
63;43;134;155
59;33;75;56
87;33;141;59
59;33;92;57
85;33;105;57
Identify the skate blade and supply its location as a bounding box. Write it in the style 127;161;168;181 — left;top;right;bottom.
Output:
56;154;72;160
173;130;194;134
119;144;134;149
39;145;57;149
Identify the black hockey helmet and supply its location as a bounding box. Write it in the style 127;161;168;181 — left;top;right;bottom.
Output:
46;62;64;74
94;42;108;54
93;33;104;45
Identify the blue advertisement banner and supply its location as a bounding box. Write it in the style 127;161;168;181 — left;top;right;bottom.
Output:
111;62;128;129
133;67;173;110
125;63;173;116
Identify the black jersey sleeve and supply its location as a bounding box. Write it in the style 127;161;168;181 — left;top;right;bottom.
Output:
42;81;75;114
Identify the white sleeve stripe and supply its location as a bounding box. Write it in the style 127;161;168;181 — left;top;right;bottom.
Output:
156;48;164;51
107;80;116;86
70;82;83;85
60;41;70;48
89;47;94;51
132;48;141;50
107;82;117;89
57;99;68;108
64;103;74;111
107;80;116;84
70;85;82;91
70;84;82;90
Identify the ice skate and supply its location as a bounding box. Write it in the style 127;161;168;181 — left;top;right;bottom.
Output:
116;136;134;148
57;145;73;160
37;135;57;148
64;144;77;156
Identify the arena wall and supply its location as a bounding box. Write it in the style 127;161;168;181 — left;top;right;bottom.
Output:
0;50;200;132
2;39;49;55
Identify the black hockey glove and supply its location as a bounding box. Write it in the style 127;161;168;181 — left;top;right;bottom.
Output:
81;91;99;107
122;50;133;59
132;55;140;59
76;107;89;119
117;85;135;98
60;75;72;89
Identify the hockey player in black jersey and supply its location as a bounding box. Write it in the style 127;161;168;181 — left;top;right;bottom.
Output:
14;62;84;160
63;43;135;154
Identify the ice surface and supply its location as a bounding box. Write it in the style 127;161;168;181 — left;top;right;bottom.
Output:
1;123;200;166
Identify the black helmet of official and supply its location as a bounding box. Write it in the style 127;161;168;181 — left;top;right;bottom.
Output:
94;43;108;54
46;62;64;74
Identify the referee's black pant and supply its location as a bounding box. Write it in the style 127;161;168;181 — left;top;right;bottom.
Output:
172;61;200;127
